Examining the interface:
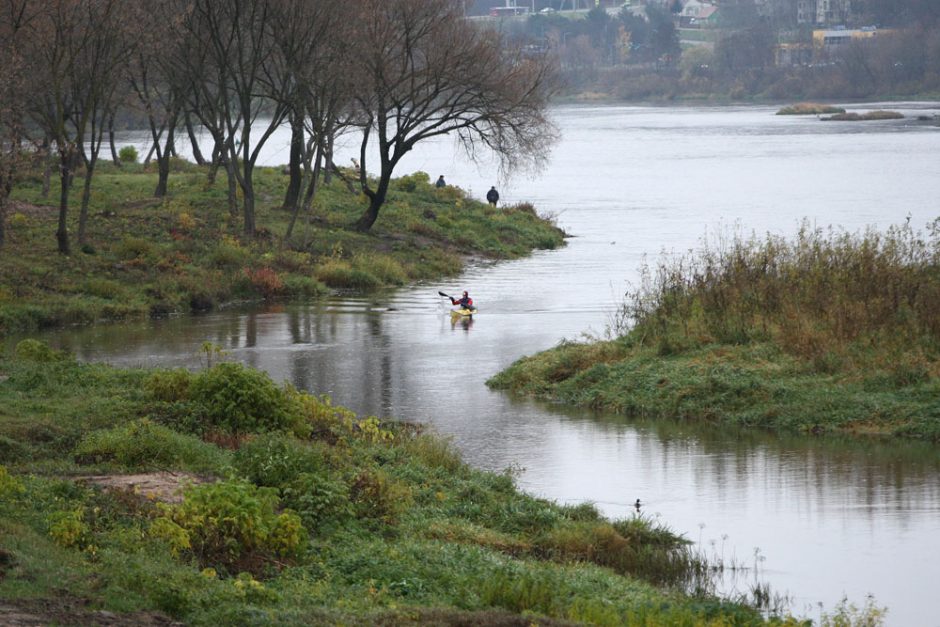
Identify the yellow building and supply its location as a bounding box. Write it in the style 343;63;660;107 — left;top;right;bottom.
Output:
812;26;886;51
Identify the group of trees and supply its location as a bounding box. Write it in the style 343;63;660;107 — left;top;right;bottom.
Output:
515;6;681;71
502;0;940;100
0;0;559;254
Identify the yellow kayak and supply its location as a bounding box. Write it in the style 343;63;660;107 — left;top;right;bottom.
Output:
450;307;477;318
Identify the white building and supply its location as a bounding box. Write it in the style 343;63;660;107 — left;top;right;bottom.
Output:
795;0;852;25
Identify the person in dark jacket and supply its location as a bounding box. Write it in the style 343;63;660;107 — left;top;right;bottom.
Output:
486;186;499;206
451;291;473;310
435;175;446;188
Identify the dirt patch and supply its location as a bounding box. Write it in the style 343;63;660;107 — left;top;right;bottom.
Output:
0;599;182;626
78;471;207;504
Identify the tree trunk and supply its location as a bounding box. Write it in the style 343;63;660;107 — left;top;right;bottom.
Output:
242;168;256;237
185;113;206;165
323;133;334;184
208;139;222;185
143;141;157;165
154;125;176;197
0;200;5;250
285;141;323;243
224;157;238;216
281;111;303;212
78;162;95;245
108;114;120;166
355;177;390;233
155;155;170;197
41;138;52;198
56;154;72;255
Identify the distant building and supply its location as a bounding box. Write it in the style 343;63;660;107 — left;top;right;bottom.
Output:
679;0;718;27
795;0;852;25
812;25;882;51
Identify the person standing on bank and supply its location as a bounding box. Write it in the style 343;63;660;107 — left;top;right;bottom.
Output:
486;186;499;206
435;175;446;188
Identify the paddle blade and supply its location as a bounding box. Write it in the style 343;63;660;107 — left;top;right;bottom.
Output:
438;291;450;298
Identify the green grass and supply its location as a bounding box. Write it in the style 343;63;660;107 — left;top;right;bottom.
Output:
489;222;940;441
1;164;565;336
0;344;793;626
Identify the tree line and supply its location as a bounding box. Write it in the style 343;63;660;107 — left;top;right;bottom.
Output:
0;0;559;254
506;1;940;101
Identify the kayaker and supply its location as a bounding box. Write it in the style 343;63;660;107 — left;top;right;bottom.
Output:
451;291;473;310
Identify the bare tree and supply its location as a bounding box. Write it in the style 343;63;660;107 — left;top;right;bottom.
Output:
23;0;127;254
74;1;129;245
125;0;187;198
0;0;37;251
350;0;559;232
269;0;357;244
181;0;293;238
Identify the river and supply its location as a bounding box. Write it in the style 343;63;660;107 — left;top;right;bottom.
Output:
33;103;940;625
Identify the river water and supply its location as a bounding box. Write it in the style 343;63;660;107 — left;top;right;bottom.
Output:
32;104;940;625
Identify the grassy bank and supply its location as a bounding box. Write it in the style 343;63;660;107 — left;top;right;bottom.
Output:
0;341;791;626
1;162;565;336
489;222;940;441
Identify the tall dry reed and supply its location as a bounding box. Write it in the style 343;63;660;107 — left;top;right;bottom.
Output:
614;219;940;369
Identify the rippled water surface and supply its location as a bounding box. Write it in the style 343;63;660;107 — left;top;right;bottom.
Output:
31;104;940;625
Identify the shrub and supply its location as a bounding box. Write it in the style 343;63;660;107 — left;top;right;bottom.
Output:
243;267;284;298
315;258;380;290
150;479;307;573
479;568;559;615
48;508;90;549
401;433;463;473
0;465;25;498
287;388;393;444
350;468;412;526
145;368;194;402
353;253;407;285
177;212;197;231
118;145;138;163
83;278;123;300
560;502;602;522
74;419;229;473
394;171;430;192
233;433;326;488
281;471;353;530
114;236;156;261
208;238;250;269
282;275;325;299
190;362;293;436
14;339;66;362
9;213;28;229
272;249;311;273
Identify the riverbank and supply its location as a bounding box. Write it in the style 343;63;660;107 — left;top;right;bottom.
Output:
489;223;940;442
0;341;787;626
1;162;565;336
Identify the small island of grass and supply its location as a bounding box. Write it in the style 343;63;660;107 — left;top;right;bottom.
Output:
489;222;940;442
776;103;847;115
822;110;905;121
